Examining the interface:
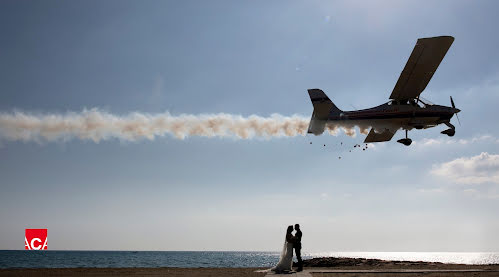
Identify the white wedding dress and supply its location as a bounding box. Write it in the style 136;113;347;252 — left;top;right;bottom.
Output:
271;238;294;273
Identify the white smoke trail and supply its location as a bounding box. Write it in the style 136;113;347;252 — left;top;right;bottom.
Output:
0;109;363;143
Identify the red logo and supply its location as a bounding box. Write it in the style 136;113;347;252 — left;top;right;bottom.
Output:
25;229;47;250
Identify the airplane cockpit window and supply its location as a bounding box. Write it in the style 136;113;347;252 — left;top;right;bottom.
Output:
393;100;410;105
388;99;425;107
412;100;425;108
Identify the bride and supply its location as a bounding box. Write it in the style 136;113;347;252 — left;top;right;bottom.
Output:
271;225;295;273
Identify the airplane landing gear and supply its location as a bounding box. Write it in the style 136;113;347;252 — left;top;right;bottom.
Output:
441;129;455;137
397;138;412;146
441;122;456;137
397;130;412;146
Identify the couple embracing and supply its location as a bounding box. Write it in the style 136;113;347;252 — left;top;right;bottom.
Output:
271;224;303;273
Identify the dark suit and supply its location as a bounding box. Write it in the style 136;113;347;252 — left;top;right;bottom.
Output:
294;229;302;269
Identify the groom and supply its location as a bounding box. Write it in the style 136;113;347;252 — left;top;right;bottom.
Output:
294;224;303;272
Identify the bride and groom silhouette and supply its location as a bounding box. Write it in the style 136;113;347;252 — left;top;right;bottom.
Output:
271;224;303;273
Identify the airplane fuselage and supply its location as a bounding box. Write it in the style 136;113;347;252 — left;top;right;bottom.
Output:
327;102;459;132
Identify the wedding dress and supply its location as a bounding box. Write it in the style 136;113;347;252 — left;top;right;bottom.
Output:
271;237;293;273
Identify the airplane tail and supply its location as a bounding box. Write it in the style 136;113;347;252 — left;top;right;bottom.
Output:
307;89;342;135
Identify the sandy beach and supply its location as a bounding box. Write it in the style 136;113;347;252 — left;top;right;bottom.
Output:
310;268;499;277
303;257;499;277
2;257;499;277
2;266;499;277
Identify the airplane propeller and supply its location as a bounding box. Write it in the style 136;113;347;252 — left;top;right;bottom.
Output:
450;96;461;126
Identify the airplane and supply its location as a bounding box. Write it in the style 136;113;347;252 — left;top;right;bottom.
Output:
307;36;460;146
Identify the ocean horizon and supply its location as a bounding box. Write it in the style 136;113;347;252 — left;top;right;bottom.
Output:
1;251;498;268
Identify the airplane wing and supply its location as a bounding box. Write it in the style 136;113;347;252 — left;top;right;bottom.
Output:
389;36;454;101
364;128;396;143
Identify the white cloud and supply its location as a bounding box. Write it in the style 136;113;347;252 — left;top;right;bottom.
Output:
416;135;495;147
463;188;478;194
418;188;445;194
342;193;352;198
431;152;499;185
462;188;499;199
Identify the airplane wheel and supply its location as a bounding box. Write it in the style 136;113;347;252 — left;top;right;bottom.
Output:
441;128;455;137
397;138;412;146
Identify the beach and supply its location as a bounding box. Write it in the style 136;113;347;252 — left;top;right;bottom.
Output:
2;266;499;277
2;257;499;277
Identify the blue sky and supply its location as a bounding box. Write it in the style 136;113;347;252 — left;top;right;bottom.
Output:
1;0;498;251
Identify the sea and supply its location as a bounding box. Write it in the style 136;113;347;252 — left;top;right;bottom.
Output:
0;251;498;268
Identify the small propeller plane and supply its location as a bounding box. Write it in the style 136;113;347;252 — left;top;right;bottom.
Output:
307;36;460;146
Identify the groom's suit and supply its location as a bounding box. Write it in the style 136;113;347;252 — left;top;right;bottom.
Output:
294;230;303;270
